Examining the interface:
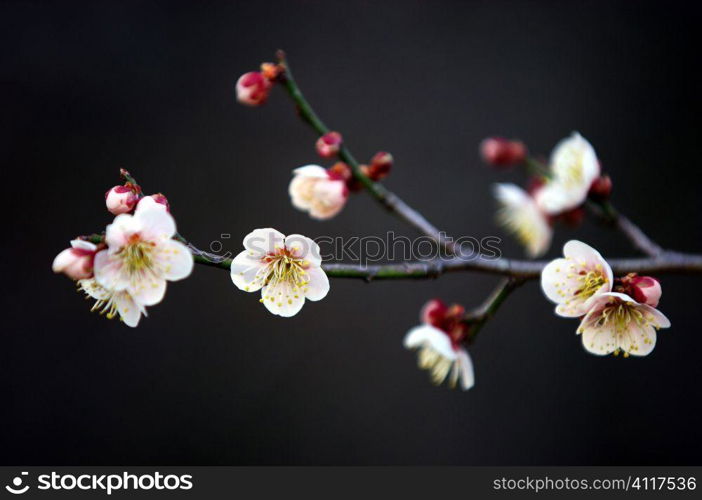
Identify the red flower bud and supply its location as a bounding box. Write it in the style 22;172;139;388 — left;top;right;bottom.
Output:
327;162;352;182
480;137;526;168
316;131;343;158
589;175;613;200
367;151;393;180
236;71;272;106
420;299;448;328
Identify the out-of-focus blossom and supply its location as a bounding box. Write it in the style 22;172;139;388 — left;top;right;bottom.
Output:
577;292;670;357
94;197;193;307
236;71;272;106
315;131;343;158
494;183;552;257
105;185;138;215
78;278;146;328
480;137;526;168
535;132;600;214
541;240;613;317
404;299;474;390
289;165;349;219
52;239;99;280
230;228;329;317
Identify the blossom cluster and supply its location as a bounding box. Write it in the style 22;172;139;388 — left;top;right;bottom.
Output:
53;177;193;327
489;133;612;257
541;240;669;356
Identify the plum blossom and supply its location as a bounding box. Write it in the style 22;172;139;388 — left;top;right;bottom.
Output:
541;240;613;317
93;196;194;308
494;183;552;257
52;239;99;280
577;292;670;357
78;278;146;328
230;228;330;317
289;165;349;220
403;299;474;390
535;132;600;214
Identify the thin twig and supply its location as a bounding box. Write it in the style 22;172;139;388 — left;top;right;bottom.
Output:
276;51;459;255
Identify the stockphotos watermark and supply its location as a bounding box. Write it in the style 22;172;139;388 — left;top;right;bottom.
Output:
4;471;193;495
208;231;503;266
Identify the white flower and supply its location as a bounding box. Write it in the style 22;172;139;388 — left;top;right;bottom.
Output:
404;325;474;390
494;183;552;257
230;228;330;317
541;240;613;317
577;292;670;356
78;278;146;328
289;165;348;220
93;197;194;307
52;239;98;280
535;132;600;214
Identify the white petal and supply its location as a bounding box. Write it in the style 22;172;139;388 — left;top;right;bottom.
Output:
155;240;193;281
93;250;130;291
579;318;618;356
129;274;167;306
494;183;552;257
70;239;97;251
230;250;268;292
540;257;570;303
292;164;328;178
563;240;599;262
619;322;657;356
134;198;177;241
243;228;286;256
456;349;475;390
105;213;140;250
261;281;305;317
640;304;671;329
285;234;322;268
114;292;143;328
303;267;329;301
403;325;456;360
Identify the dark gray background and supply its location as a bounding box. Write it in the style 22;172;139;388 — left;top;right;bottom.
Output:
1;0;700;464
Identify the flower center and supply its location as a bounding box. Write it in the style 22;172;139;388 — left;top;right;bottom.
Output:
118;236;154;275
258;249;311;306
573;269;606;300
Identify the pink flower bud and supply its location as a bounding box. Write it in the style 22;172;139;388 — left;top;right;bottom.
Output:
589;175;613;200
368;151;393;180
630;276;662;307
421;299;448;328
52;240;99;280
236;71;272;106
141;193;170;211
480;137;526;168
315;131;343;158
105;185;138;215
